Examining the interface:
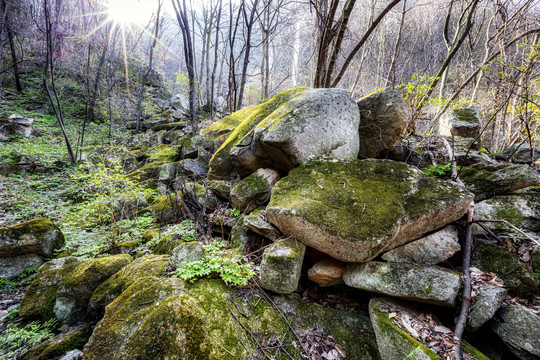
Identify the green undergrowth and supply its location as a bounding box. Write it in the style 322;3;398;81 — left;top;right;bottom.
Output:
172;239;255;286
0;319;57;359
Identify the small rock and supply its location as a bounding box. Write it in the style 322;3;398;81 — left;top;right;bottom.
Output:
343;262;460;307
230;168;280;213
502;142;540;164
0;254;44;279
308;258;345;287
60;349;84;360
356;88;410;158
243;207;281;241
381;225;460;264
171;242;205;268
260;239;305;294
493;304;540;359
230;224;249;249
438;107;482;138
473;194;540;233
206;180;232;200
468;285;507;331
532;246;540;271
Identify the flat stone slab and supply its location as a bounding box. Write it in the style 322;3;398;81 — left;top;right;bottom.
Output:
343;261;461;307
267;158;473;262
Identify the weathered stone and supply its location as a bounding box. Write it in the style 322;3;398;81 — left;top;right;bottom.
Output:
369;298;489;360
209;87;360;178
206;180;232;200
260;239;305;294
468;285;507;331
230;224;249;249
60;350;84;360
381;225;461;264
243;207;281;241
0;217;64;258
54;254;132;325
0;254;44;279
472;240;537;295
170;93;189;112
128;161;164;181
532;246;540;271
493;304;540;359
438;107;482;138
0;114;41;140
267;159;473;262
356;88;410;158
230;168;280;213
19;325;92;360
460;162;540;201
502;142;540;164
83;277;377;360
473;194;540;233
87;255;170;319
183;182;217;211
19;257;82;320
344;262;460;307
171;242;205;268
307;258;345;287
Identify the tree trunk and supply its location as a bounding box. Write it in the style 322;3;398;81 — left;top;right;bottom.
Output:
236;0;259;110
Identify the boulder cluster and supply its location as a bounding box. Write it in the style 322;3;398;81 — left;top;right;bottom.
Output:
4;87;540;359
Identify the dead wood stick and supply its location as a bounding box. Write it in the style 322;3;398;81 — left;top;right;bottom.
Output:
474;219;540;246
453;203;475;360
441;138;463;185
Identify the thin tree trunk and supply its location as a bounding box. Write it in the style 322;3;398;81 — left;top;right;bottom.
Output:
385;0;407;87
210;0;222;118
3;0;22;91
237;0;259;110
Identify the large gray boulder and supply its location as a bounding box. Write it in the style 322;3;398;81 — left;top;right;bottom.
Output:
54;254;132;325
460;162;540;201
0;114;41;140
169;93;189;113
267;158;473;262
19;257;82;321
493;304;540;359
502;142;540;164
356;88;410;158
344;262;460;307
0;218;65;278
381;225;460;264
474;193;540;233
208;87;360;178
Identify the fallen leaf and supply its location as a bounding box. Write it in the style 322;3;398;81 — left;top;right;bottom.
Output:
434;325;452;334
388;312;397;319
443;338;459;346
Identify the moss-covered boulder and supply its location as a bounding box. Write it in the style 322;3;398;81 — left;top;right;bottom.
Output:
19;324;92;360
54;254;132;325
0;217;64;258
230;168;279;213
381;225;460;265
87;255;170;319
357;88;410;158
208;87;360;178
128;161;164;182
244;207;281;241
473;193;540;233
158;159;208;181
492;304;540;359
438;107;482;138
260;239;305;294
369;298;489;360
0;218;65;278
145;194;177;223
501;142;540;164
152;235;185;254
19;257;82;321
183;182;217;211
472;240;537;295
460;162;540;201
267;159;473;262
344;262;460;307
83;277;377;360
206;179;233;200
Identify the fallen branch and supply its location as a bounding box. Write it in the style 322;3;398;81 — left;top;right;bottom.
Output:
453;203;475;360
474;219;540;246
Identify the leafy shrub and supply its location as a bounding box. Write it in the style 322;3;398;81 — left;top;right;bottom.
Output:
0;319;56;359
422;163;456;178
172;239;254;286
64;162;156;228
226;208;241;218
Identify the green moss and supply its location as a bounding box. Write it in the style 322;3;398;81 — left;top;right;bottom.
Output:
19;325;93;360
127;161;164;181
201;105;259;137
146;144;178;162
454;108;479;123
64;254;132;290
209;87;308;174
153;235;184;255
2;217;55;238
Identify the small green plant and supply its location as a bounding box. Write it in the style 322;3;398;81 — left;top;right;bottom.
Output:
165;219;197;242
19;265;40;280
226;208;241;218
172;239;254;286
0;319;57;358
0;278;21;291
422;163;458;178
7;308;19;320
535;270;540;280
